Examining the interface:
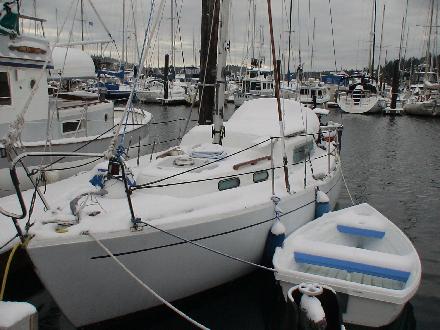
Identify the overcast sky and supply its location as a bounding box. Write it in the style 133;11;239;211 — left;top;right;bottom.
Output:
20;0;435;71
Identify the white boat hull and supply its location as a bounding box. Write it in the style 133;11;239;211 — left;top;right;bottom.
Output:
404;100;440;116
27;171;341;327
0;111;151;197
338;96;382;114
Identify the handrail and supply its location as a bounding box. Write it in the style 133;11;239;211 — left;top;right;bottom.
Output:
0;152;103;221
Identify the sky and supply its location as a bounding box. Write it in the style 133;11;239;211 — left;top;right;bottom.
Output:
19;0;436;71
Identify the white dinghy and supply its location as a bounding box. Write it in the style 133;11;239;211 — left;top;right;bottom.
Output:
273;203;421;327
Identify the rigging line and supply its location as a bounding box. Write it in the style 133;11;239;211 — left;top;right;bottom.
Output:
40;156;103;173
327;0;338;72
55;0;76;43
47;0;80;155
147;0;165;68
398;0;409;63
133;151;334;190
139;220;276;273
88;233;209;330
0;234;19;252
120;0;156;146
106;0;164;159
133;137;272;189
239;0;252;71
129;0;141;62
87;0;121;61
39;123;117;171
339;157;355;206
175;0;186;72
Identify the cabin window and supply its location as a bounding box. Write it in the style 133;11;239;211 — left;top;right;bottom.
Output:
253;170;269;183
250;81;261;90
263;83;266;89
218;177;240;191
0;72;12;105
62;119;85;134
300;88;306;95
244;81;250;92
293;139;314;164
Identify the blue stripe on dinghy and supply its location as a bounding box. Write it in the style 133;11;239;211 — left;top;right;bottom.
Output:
337;225;385;239
294;252;410;282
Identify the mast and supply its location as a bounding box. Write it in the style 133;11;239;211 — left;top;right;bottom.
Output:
56;8;59;40
377;3;385;91
199;0;220;125
371;0;377;78
122;0;125;65
310;17;315;71
81;0;84;50
372;0;377;77
267;0;291;193
368;2;374;76
213;0;230;145
251;0;256;60
426;0;435;74
171;0;174;67
287;0;293;82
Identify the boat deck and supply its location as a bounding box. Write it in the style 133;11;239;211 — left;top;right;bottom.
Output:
297;263;406;290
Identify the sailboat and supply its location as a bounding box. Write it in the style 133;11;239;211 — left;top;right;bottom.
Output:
404;0;440;116
337;1;383;114
0;8;151;197
0;0;342;326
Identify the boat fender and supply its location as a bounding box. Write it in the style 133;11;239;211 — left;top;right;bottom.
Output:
315;191;330;219
288;283;344;330
263;196;286;266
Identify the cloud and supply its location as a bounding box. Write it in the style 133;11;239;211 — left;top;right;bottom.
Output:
19;0;432;71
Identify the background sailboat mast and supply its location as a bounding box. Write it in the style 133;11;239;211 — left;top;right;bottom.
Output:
377;3;385;88
171;0;174;67
426;0;435;74
371;0;377;78
80;0;84;50
287;0;293;82
122;0;125;65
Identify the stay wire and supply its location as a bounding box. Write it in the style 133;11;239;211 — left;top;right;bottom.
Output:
89;233;210;330
135;151;332;190
139;220;276;273
133;137;272;190
328;0;338;72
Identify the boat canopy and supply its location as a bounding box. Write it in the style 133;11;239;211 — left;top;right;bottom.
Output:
50;47;95;80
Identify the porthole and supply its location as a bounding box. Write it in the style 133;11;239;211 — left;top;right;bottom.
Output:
253;170;269;183
218;177;240;191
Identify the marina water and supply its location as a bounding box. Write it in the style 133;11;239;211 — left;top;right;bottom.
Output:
4;104;440;329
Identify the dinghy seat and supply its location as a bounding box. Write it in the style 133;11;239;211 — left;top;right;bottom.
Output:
336;215;386;239
292;238;412;283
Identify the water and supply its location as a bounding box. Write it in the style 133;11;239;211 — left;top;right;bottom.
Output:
3;104;440;329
